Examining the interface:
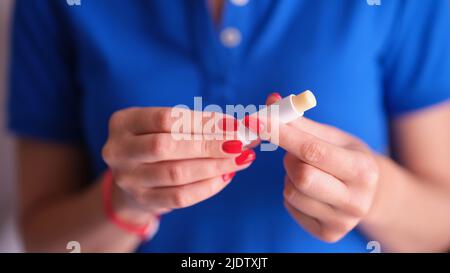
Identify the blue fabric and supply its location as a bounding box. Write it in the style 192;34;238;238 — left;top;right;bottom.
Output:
8;0;450;252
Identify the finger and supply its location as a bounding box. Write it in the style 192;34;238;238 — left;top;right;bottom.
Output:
260;91;353;146
288;119;355;147
283;154;350;208
284;176;336;222
267;121;369;182
284;201;322;239
239;92;281;139
116;107;235;135
265;92;282;106
284;177;359;240
140;175;233;209
126;133;246;162
244;99;366;149
278;125;378;185
246;139;262;149
263;92;359;147
134;156;254;187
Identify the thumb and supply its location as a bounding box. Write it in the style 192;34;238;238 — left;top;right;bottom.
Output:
265;92;282;106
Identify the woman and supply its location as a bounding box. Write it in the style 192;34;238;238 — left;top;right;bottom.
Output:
8;0;450;252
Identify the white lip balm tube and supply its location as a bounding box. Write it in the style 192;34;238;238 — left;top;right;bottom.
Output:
238;90;317;146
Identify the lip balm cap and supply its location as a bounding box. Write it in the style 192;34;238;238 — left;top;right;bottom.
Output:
292;90;317;113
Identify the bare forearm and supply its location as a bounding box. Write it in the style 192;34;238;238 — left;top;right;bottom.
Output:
21;179;144;252
361;156;450;252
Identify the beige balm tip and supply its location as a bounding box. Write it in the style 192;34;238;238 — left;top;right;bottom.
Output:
292;90;317;113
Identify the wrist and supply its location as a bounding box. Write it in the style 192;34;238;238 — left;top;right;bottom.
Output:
360;155;406;227
102;170;159;240
113;188;158;226
111;179;158;226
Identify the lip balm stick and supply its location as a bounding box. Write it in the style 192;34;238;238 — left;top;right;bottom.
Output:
275;90;317;123
238;90;317;145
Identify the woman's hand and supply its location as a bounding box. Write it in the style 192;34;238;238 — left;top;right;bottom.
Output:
248;94;380;242
102;107;255;222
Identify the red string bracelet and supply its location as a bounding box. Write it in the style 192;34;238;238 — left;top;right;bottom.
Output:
101;170;153;241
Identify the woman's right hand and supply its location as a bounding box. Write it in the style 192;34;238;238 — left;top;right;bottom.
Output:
102;107;256;222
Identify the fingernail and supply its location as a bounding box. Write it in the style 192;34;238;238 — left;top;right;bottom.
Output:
222;172;236;182
243;115;264;134
269;92;282;100
235;149;256;165
218;118;238;131
222;140;243;154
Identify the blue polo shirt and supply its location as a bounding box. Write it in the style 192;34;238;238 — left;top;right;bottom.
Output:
8;0;450;252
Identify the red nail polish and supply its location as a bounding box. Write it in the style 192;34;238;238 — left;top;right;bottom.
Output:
219;118;238;131
235;149;256;165
222;172;236;182
222;140;243;154
243;116;264;133
269;92;282;100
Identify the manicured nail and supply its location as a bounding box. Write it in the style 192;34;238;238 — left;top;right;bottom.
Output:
243;115;264;134
222;140;243;154
235;149;256;165
218;118;238;131
269;92;282;100
222;172;236;182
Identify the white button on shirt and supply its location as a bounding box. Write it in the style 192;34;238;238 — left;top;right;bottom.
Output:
230;0;249;6
220;27;242;48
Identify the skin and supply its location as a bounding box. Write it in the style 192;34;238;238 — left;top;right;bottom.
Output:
208;0;224;25
15;0;450;252
17;108;255;252
263;94;450;251
17;97;450;252
103;108;254;215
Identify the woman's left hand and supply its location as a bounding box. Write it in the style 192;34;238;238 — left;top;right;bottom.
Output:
247;93;380;242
